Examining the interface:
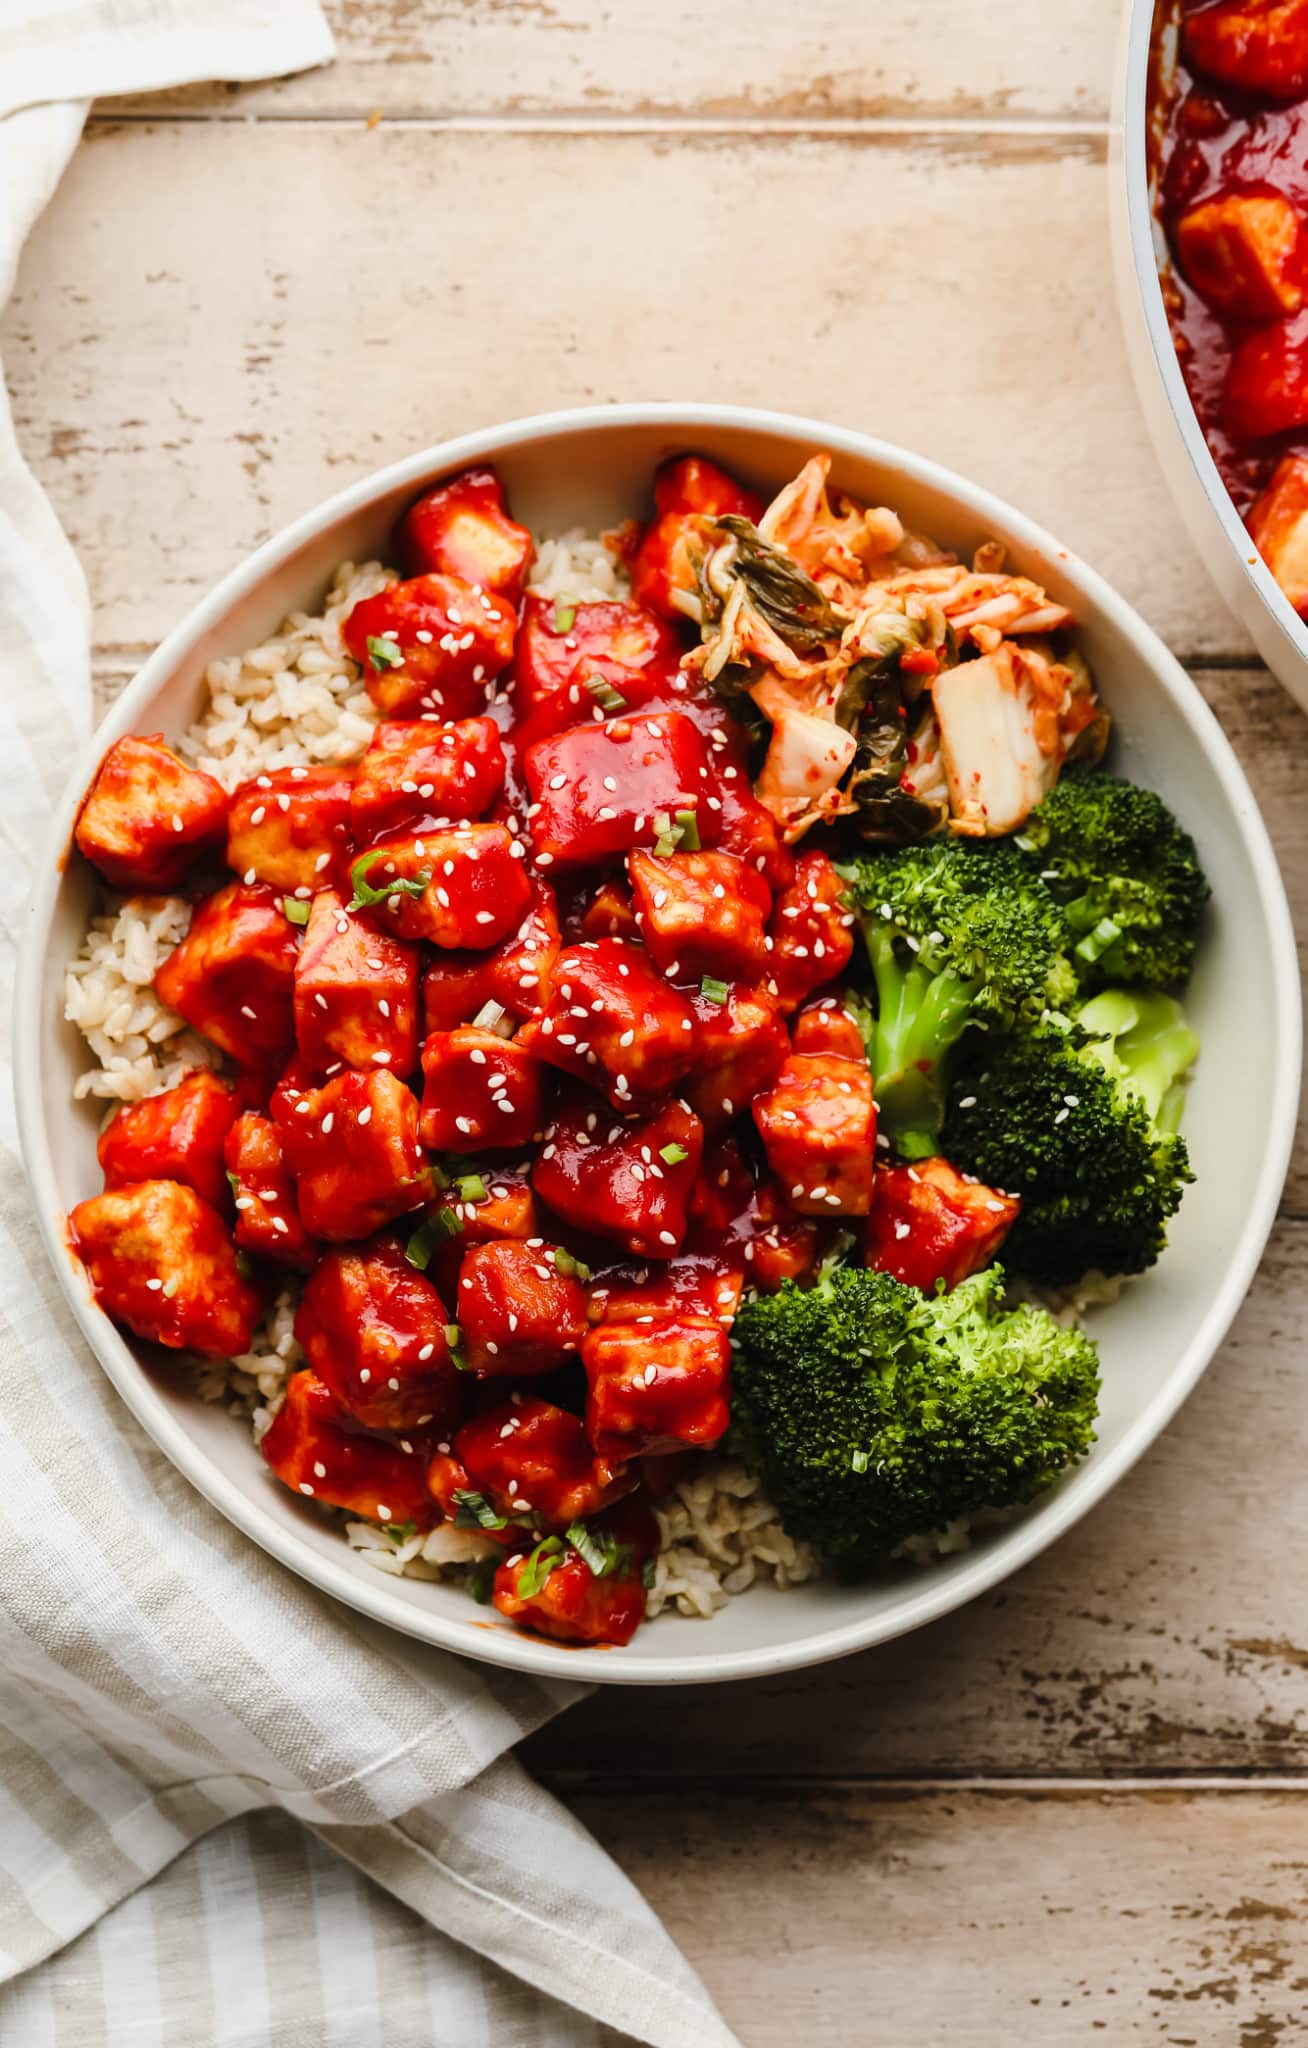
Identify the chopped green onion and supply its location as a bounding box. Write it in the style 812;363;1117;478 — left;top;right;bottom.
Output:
850;1448;870;1474
404;1208;462;1270
282;895;311;925
452;1488;508;1532
584;674;627;714
348;848;430;911
384;1519;417;1545
552;1247;592;1282
700;975;729;1006
468;1554;499;1604
366;633;404;671
659;1142;689;1165
429;1160;451;1190
473;999;506;1032
641;1557;657;1592
444;1321;469;1370
673;807;701;851
454;1172;488;1203
553;601;576;634
565;1520;633;1579
225;1169;242;1198
516;1533;565;1598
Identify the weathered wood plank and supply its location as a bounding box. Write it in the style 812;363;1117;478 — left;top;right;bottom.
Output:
566;1782;1308;2045
95;0;1118;123
4;121;1253;663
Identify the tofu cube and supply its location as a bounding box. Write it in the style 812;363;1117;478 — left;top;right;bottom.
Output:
97;1069;238;1212
1184;0;1308;101
1176;190;1305;323
491;1501;657;1646
293;888;419;1074
451;1395;633;1530
456;1239;588;1375
419;1026;546;1151
74;734;228;891
1225;309;1308;444
223;1112;318;1271
226;764;354;894
791;995;867;1061
349;715;505;841
348;821;531;948
295;1238;465;1433
767;850;855;1010
524;709;721;870
395;467;535;600
154;881;300;1066
628;848;772;980
511;592;683;751
261;1369;437;1528
532;1092;704;1258
684;980;789;1132
1249;452;1308;614
864;1157;1020;1293
69;1179;263;1356
524;938;697;1108
274;1067;433;1242
420;877;560;1031
753;1051;877;1216
583;1313;732;1459
342;571;516;719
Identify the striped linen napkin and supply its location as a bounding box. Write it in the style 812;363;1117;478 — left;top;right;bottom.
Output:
0;11;741;2046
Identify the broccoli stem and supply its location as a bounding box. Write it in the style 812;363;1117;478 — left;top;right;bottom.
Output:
863;924;980;1158
1079;989;1200;1126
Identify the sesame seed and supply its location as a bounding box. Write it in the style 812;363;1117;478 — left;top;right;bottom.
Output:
299;1482;315;1496
358;1106;372;1125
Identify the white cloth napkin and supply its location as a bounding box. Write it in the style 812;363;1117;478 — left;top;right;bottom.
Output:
0;9;740;2044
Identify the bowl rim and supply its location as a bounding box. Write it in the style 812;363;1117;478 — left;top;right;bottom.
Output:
16;399;1302;1685
1113;0;1308;671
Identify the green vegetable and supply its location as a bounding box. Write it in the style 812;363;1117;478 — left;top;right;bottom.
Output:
565;1520;633;1579
384;1519;417;1546
444;1322;468;1370
659;1142;689;1165
468;1554;499;1605
452;1489;508;1532
553;601;576;634
516;1534;565;1598
673;806;701;852
699;975;729;1006
584;674;626;713
552;1247;592;1282
454;1173;488;1203
225;1169;242;1199
348;848;430;912
714;515;848;652
943;988;1199;1287
838;838;1078;1158
731;1264;1100;1573
282;895;311;926
404;1208;462;1270
1014;770;1210;990
366;633;404;672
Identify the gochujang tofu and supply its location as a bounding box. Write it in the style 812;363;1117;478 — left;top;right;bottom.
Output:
790;995;866;1061
395;467;535;599
753;1051;877;1217
226;764;354;894
532;1092;703;1258
75;735;228;892
450;1166;539;1244
1225;312;1308;444
69;1179;263;1357
419;1026;545;1151
525;938;697;1108
293;889;419;1074
456;1238;588;1375
683;980;789;1132
688;1137;818;1292
349;716;505;842
224;1112;317;1271
1176;190;1306;323
524;710;720;871
1183;0;1308;101
349;821;531;949
583;1313;732;1459
628;848;771;981
511;593;682;751
446;1395;633;1530
97;1070;238;1212
295;1238;465;1433
588;1247;744;1328
275;1067;433;1242
261;1369;436;1528
491;1498;658;1646
579;879;639;943
1249;454;1308;616
767;850;855;1010
154;881;300;1066
864;1157;1020;1293
343;572;517;720
420;877;559;1030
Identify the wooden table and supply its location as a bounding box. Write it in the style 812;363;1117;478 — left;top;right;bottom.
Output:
7;4;1307;2037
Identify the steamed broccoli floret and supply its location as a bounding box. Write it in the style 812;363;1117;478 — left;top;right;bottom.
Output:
838;838;1078;1158
943;988;1199;1287
731;1263;1099;1573
1015;771;1210;989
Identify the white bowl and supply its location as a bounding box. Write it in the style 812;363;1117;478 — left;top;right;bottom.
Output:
1112;0;1308;701
16;403;1301;1685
